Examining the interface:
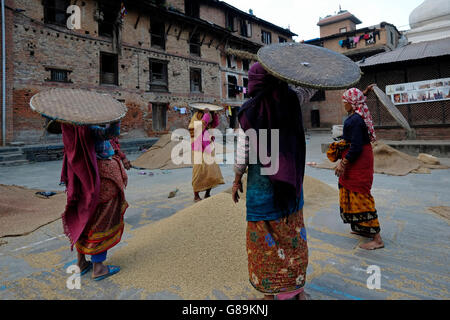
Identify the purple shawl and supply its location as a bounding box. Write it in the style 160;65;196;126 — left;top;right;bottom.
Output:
238;62;306;211
61;124;100;249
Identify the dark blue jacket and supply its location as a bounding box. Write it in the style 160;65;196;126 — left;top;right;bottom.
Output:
343;113;370;162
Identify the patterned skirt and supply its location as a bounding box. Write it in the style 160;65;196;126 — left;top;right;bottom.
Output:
339;184;380;235
76;156;128;255
247;209;308;295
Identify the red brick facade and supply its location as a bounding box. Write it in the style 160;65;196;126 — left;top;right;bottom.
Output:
1;0;295;145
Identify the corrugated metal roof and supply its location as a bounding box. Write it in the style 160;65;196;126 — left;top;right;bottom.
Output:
358;37;450;67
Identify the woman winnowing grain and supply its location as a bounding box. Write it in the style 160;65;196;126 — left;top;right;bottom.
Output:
232;62;316;300
330;85;384;250
188;108;225;202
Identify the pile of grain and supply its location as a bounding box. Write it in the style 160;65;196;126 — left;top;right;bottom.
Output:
132;133;230;170
0;184;66;238
313;141;449;176
428;206;450;222
109;175;338;299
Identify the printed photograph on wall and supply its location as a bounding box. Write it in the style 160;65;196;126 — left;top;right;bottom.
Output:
386;78;450;105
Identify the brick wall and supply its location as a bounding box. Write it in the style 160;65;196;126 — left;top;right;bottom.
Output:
6;0;293;144
200;4;224;27
302;90;346;129
320;20;356;38
167;0;185;13
323;27;389;55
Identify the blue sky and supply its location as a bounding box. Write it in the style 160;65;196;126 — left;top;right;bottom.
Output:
222;0;425;40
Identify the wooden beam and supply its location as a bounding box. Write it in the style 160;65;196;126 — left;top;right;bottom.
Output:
216;35;227;49
188;25;199;42
134;13;141;29
177;24;184;41
166;22;173;36
208;38;214;48
200;33;207;46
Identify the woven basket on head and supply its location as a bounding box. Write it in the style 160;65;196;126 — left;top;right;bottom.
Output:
257;42;361;90
189;103;223;112
373;86;413;133
30;88;128;125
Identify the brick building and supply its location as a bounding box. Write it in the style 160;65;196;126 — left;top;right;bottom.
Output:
0;0;295;145
301;9;401;129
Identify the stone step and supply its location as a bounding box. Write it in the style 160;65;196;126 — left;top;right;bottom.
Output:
0;147;20;154
0;159;30;166
0;152;27;162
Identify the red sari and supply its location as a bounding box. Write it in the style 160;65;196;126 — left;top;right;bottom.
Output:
338;143;380;235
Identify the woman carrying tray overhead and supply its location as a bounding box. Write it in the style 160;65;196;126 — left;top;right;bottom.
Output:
61;121;129;280
29;88;130;280
188;104;225;202
230;42;362;300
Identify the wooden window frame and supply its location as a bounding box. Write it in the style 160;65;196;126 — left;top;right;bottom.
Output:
189;32;201;57
100;52;119;86
261;30;272;44
150;19;166;50
43;0;70;27
190;68;202;93
45;67;72;83
149;59;169;92
227;75;237;99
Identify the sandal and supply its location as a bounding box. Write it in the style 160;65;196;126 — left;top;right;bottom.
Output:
93;265;120;281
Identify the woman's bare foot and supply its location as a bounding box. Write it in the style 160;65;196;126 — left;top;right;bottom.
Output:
263;295;275;300
92;262;109;278
359;233;384;250
351;231;374;238
194;192;202;202
296;291;311;300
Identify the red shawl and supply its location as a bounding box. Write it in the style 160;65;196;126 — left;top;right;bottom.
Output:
61;124;100;249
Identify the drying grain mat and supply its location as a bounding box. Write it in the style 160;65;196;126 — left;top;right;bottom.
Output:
373;86;416;139
257;42;361;89
30;88;128;125
313;141;449;176
108;176;338;299
0;184;66;238
132;133;231;170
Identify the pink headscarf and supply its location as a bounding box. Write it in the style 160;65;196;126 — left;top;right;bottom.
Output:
342;88;376;142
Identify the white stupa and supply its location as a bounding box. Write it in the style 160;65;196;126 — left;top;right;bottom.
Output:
405;0;450;43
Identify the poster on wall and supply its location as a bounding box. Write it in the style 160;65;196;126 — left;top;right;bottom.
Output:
386;78;450;105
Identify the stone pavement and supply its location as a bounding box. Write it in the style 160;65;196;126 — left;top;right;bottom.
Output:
0;133;449;300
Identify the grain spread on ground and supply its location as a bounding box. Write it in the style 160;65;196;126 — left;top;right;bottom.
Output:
313;141;450;176
108;175;338;299
428;206;450;222
0;184;66;238
132;133;231;170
